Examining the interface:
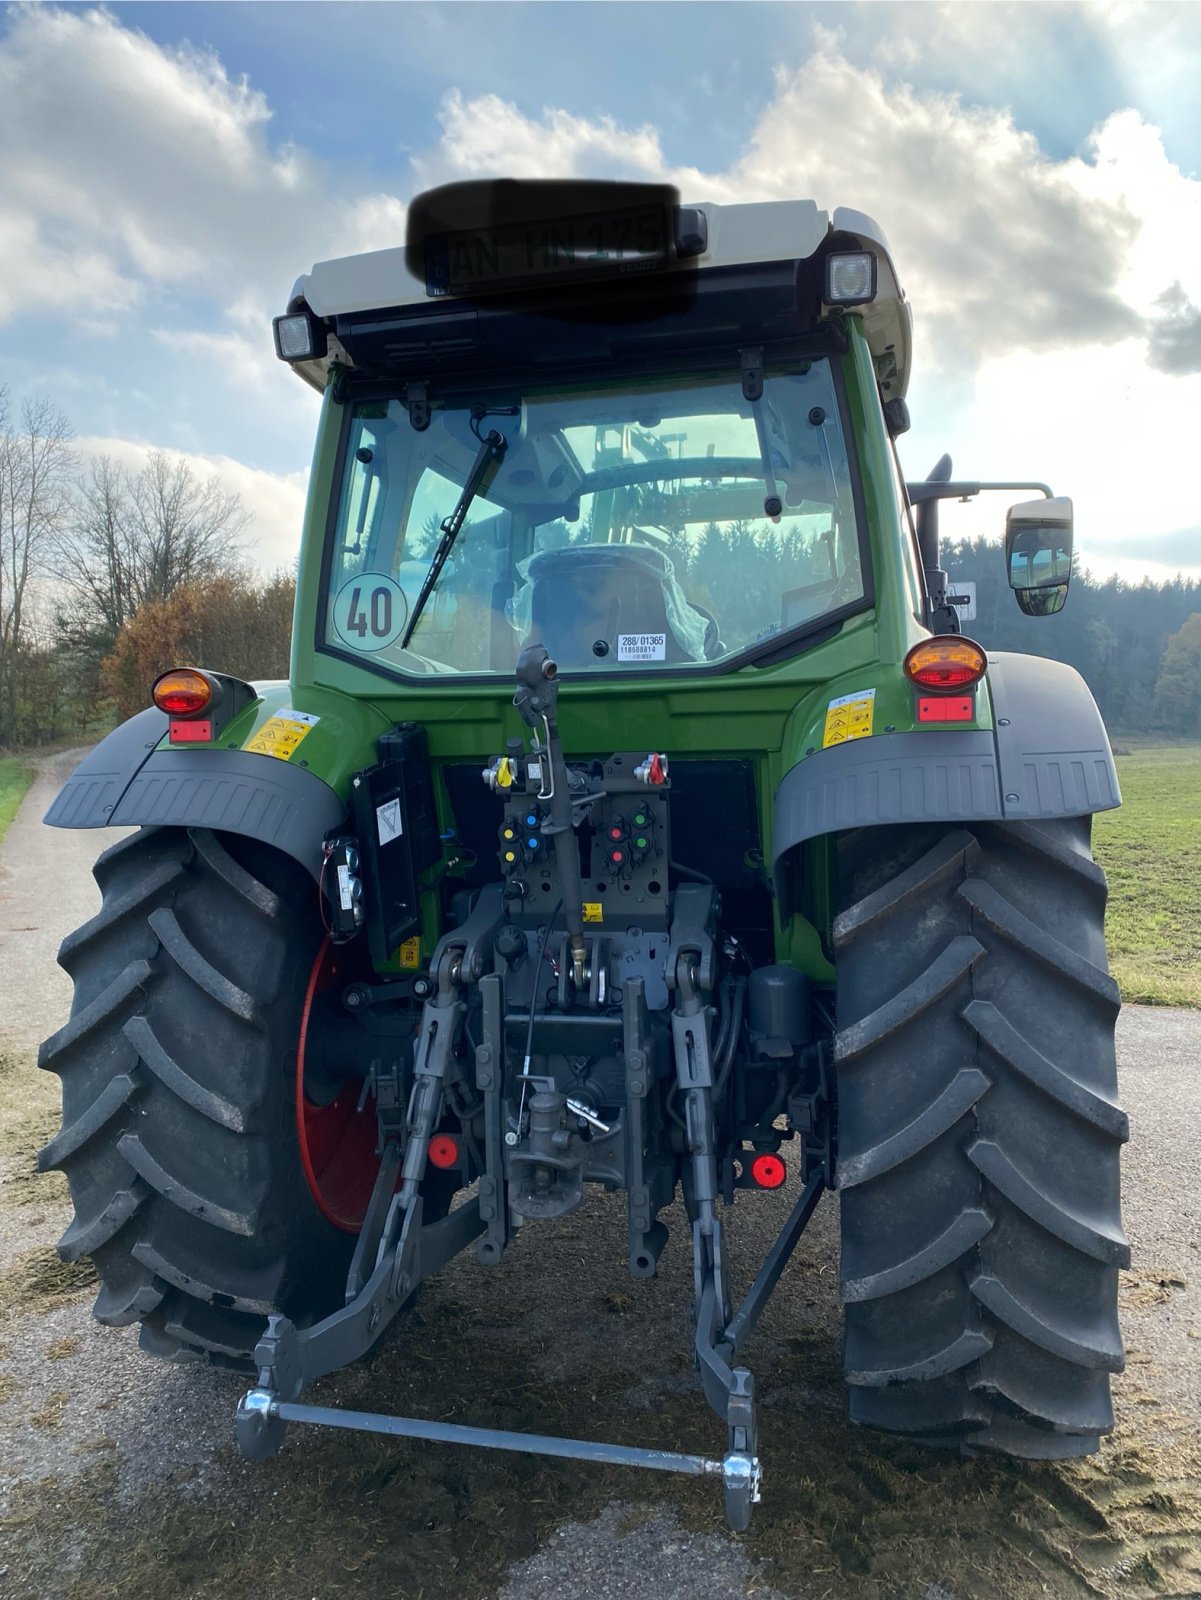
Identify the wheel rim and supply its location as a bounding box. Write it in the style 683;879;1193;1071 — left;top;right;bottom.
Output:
296;939;380;1232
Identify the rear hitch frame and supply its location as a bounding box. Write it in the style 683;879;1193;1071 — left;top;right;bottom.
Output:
236;858;828;1533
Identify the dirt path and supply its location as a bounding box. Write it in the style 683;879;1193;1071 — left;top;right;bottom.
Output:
0;750;124;1059
0;755;1198;1600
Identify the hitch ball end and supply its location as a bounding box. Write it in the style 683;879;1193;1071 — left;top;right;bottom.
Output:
236;1388;287;1461
721;1451;763;1532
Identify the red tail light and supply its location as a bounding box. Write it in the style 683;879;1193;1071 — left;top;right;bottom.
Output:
903;637;987;692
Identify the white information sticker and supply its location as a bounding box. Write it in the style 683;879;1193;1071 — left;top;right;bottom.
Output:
376;798;402;845
949;579;977;621
336;863;353;912
618;632;666;663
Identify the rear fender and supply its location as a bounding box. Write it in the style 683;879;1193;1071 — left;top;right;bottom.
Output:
772;652;1120;917
44;706;346;882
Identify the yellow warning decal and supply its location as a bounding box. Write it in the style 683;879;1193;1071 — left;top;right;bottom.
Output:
398;937;421;969
244;709;320;761
582;902;604;924
822;689;875;748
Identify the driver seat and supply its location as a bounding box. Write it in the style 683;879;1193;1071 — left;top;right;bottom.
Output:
524;546;699;669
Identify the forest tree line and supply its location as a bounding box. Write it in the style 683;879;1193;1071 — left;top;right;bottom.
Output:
941;537;1201;736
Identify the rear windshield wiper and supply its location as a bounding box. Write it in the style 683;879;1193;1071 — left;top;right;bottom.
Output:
400;427;508;648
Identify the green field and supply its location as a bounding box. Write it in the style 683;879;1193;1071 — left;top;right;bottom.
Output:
0;756;34;848
1093;743;1201;1007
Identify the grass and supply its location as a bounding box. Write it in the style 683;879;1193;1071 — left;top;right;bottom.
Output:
0;754;34;847
1093;743;1201;1007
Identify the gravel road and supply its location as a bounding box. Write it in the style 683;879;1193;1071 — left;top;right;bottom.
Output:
1;753;1197;1600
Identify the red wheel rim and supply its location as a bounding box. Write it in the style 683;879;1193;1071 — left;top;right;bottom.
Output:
296;939;380;1232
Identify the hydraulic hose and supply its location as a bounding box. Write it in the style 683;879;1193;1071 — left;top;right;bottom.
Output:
714;977;747;1095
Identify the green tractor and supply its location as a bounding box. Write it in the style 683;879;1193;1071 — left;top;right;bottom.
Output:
42;181;1127;1528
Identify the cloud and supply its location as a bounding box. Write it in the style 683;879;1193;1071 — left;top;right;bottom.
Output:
0;3;408;336
73;435;309;574
5;8;1197;384
3;6;1198;584
734;56;1145;366
0;6;315;317
152;325;305;397
907;337;1201;580
341;193;410;257
410;63;1201;386
407;63;1150;373
1146;284;1201;376
411;89;673;188
402;69;1201;581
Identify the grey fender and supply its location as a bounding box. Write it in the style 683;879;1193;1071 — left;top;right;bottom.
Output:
44;707;345;881
772;652;1120;917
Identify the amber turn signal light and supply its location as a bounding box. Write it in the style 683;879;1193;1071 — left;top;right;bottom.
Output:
903;636;987;692
152;667;214;717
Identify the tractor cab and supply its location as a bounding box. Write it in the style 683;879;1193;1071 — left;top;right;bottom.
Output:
276;181;909;686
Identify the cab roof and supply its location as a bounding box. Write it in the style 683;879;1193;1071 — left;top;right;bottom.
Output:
286;198;912;399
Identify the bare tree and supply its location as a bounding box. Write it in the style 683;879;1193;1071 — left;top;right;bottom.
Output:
66;455;139;639
0;389;75;743
59;450;251;653
126;451;251;607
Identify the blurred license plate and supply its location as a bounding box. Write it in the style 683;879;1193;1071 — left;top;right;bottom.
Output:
425;203;668;296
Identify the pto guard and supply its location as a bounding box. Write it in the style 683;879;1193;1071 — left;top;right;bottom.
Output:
44;706;344;881
772;652;1120;917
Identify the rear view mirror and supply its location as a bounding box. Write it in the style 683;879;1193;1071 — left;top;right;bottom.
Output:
1005;496;1073;616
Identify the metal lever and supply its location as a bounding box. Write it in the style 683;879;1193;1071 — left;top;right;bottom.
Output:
513;644;588;986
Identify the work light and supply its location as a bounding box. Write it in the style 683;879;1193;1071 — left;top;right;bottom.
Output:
824;251;877;305
273;310;327;363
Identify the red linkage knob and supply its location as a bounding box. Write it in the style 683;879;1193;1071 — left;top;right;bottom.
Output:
750;1153;786;1189
428;1134;460;1170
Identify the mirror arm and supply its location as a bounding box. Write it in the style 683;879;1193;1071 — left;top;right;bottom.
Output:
906;479;1053;505
912;455;956;631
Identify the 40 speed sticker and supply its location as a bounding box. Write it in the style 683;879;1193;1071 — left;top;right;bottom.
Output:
332;573;408;653
244;708;320;761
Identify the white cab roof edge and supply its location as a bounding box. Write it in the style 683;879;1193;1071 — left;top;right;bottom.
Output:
289;198;911;398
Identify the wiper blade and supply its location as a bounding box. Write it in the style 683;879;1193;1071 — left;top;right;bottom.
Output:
400;427;508;649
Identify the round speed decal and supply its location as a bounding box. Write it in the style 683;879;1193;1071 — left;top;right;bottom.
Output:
331;574;408;652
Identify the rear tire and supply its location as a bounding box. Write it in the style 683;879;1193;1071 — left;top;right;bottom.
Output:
833;818;1129;1456
39;827;360;1365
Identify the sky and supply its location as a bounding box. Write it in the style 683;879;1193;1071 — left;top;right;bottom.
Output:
1;0;1199;586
